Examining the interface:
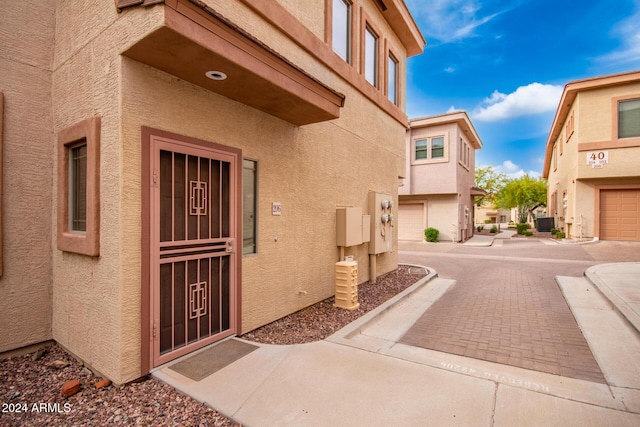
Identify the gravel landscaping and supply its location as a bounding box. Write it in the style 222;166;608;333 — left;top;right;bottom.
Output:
0;265;426;426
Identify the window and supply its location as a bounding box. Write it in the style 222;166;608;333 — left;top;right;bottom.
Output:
387;54;398;105
431;136;444;158
57;116;100;256
70;143;88;232
565;111;574;141
415;139;427;160
619;98;640;138
332;0;351;62
414;136;446;162
364;26;378;87
243;159;257;255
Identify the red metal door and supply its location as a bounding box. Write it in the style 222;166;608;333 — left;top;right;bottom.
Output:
150;136;239;367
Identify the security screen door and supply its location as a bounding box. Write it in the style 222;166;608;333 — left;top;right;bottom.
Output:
150;135;239;367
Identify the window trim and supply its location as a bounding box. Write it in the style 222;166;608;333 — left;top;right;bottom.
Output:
414;139;428;160
430;136;445;159
617;96;640;139
57;116;100;256
412;134;448;165
458;137;471;170
329;0;353;63
386;49;399;105
363;24;379;87
242;158;258;255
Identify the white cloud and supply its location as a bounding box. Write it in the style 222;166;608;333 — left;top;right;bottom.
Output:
444;66;456;73
480;160;542;179
472;83;562;122
405;0;505;43
597;5;640;65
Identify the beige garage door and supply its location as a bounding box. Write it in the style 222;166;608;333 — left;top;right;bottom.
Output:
398;204;425;241
600;189;640;241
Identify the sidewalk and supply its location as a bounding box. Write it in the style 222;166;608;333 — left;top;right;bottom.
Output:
463;229;516;246
153;262;640;426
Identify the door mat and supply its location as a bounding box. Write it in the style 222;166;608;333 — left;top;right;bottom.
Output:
168;339;259;381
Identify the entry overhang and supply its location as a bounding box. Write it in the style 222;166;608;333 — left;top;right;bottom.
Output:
122;0;345;126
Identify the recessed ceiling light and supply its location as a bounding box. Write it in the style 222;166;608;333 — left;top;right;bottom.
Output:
205;71;227;81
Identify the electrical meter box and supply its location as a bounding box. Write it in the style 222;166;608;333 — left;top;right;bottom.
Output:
336;207;363;247
334;261;359;310
368;192;393;254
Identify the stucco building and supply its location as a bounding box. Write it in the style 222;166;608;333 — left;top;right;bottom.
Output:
543;70;640;241
398;112;483;242
0;0;424;383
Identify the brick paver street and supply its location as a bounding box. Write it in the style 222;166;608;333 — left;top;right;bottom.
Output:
398;238;640;383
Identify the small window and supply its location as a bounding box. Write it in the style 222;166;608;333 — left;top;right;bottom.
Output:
387;54;398;105
364;26;378;87
414;136;447;163
70;143;88;232
431;136;444;158
243;159;257;255
57;116;100;256
415;139;427;160
332;0;351;62
619;98;640;138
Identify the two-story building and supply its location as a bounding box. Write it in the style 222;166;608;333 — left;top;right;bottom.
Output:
398;111;483;242
543;70;640;241
0;0;424;383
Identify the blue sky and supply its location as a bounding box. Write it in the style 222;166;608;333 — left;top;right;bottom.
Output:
404;0;640;178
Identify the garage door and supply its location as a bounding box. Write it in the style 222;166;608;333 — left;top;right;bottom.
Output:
398;204;425;241
600;189;640;241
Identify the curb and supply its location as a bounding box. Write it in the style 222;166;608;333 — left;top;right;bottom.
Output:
584;263;640;335
327;264;438;342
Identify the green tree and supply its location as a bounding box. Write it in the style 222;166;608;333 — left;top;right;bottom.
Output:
474;166;508;207
496;175;548;223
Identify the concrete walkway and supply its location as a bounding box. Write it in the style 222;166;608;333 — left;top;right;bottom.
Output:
153;260;640;426
463;230;516;246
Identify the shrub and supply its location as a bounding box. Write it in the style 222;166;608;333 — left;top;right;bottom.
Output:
556;231;566;239
550;228;559;235
477;225;484;232
516;223;531;235
523;231;534;236
490;226;498;233
424;227;439;242
484;219;491;224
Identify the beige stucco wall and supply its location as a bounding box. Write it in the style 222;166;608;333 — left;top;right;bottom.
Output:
50;3;165;384
0;0;55;352
46;0;405;383
275;0;326;39
120;55;401;335
548;85;640;239
579;83;640;143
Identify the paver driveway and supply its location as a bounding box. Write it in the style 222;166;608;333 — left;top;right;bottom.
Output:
398;238;639;383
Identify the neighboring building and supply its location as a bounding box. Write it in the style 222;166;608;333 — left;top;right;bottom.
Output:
399;112;483;242
474;205;513;225
543;70;640;241
0;0;424;383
